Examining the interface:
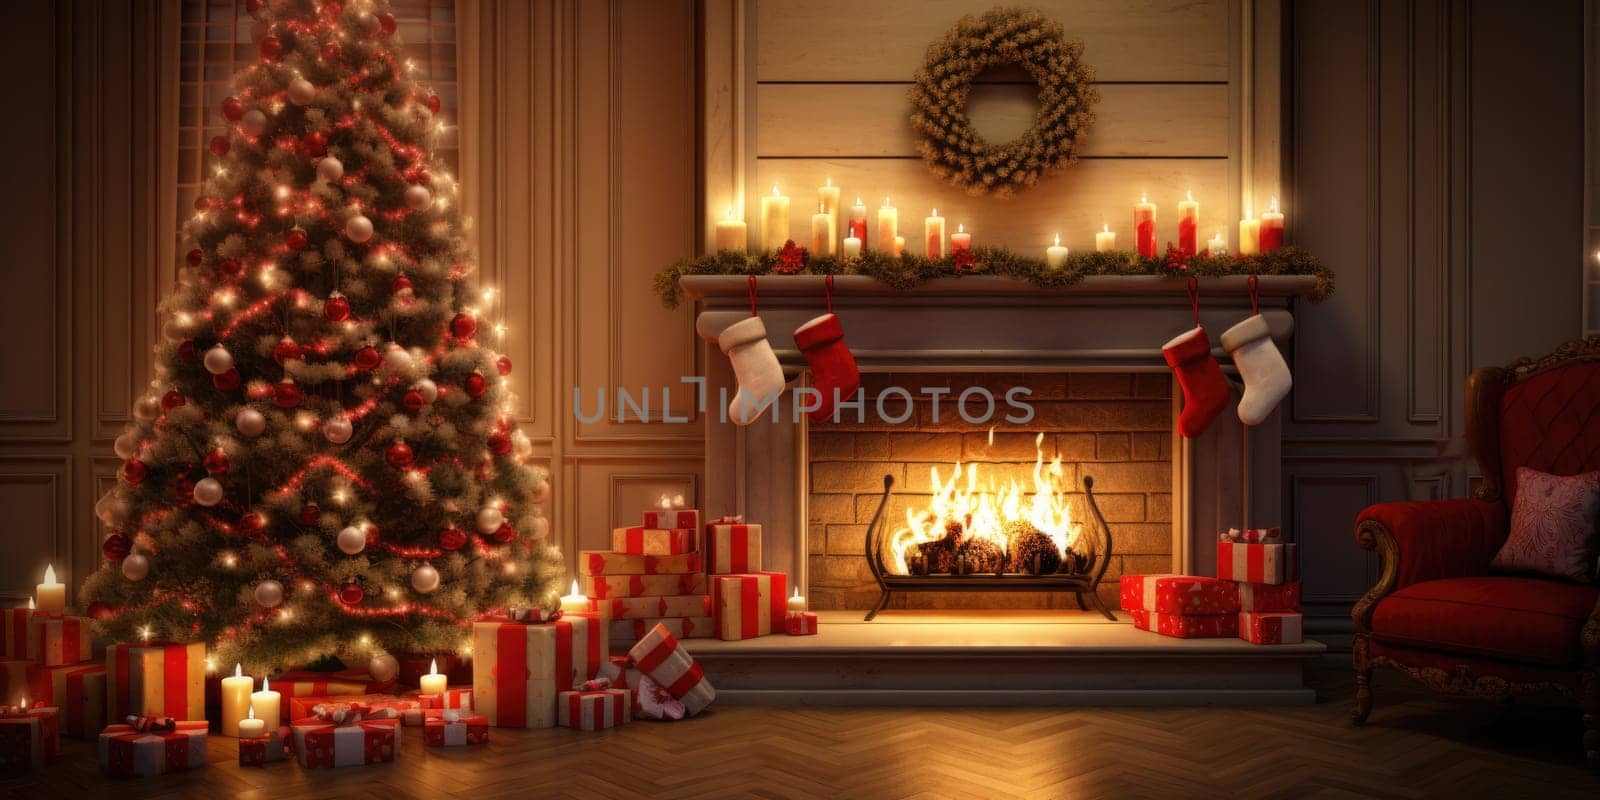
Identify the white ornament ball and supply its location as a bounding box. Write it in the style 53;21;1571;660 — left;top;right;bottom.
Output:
318;156;345;182
410;564;440;594
476;506;503;534
368;652;399;683
528;516;550;540
95;492;131;526
337;525;367;555
235;408;267;438
113;430;141;460
254;579;284;608
345;214;374;243
403;184;432;211
133;395;162;421
121;553;150;582
242;109;269;137
193;477;225;507
324;415;353;444
531;479;551;504
355;11;381;36
413;379;438;403
161;317;190;343
287;77;316;105
384;344;413;372
203;345;234;375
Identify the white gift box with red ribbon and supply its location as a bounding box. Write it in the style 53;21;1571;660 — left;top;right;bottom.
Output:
627;623;715;716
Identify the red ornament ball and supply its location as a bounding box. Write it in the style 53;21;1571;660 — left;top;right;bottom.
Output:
220;257;243;277
386;440;414;468
338;580;364;606
203;449;229;475
299;503;320;526
464;372;487;399
272;336;303;365
221;96;245;122
488;431;511;456
403;390;425;412
87;601;114;621
259;35;283;60
300;131;327;158
209;135;229;157
320;42;341;63
246;0;263;12
491;522;517;544
122;459;146;485
212;368;241;392
425;94;441;114
450;312;477;340
364;524;381;546
352;345;381;372
102;532;131;561
176;339;199;365
496;355;513;376
286;228;308;251
161;390;186;411
378;12;397;35
273;379;303;408
391;274;412;295
323;293;350;322
239;511;266;535
439;527;467;551
186;248;204;267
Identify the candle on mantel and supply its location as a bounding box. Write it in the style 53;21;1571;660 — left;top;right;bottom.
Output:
1133;193;1158;258
950;223;971;255
893;236;905;258
818;178;840;253
1177;189;1199;256
420;658;448;696
1259;195;1284;251
35;565;64;614
1238;214;1261;256
560;578;589;615
221;663;254;737
924;208;945;258
760;184;791;252
876;198;898;253
842;233;862;259
1206;230;1228;257
847;197;868;247
237;705;266;739
1095;223;1116;252
250;677;280;728
787;587;807;614
714;206;746;253
810;203;832;256
1046;233;1069;268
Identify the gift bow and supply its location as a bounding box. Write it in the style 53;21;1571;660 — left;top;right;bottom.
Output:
124;715;176;733
578;677;612;692
440;709;463;724
709;515;744;525
1221;526;1282;543
636;675;685;721
311;702;397;726
506;606;562;624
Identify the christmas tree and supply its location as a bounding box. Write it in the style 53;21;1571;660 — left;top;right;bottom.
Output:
84;0;562;673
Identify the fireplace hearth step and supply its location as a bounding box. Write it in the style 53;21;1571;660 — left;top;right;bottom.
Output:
683;610;1324;707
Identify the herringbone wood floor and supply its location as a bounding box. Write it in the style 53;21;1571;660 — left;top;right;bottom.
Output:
7;666;1598;799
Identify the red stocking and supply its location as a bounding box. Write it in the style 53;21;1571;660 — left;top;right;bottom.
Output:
794;312;859;422
1163;325;1228;438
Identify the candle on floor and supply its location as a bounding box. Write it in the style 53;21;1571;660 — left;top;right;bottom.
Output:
924;208;945;258
876;198;898;253
1238;215;1261;256
560;578;589;615
810;203;832;256
221;663;254;737
238;705;265;739
713;206;746;253
1133;193;1157;258
1095;223;1116;252
1259;195;1284;251
842;234;862;259
787;587;807;614
420;658;448;696
250;677;280;728
950;223;971;255
1206;230;1228;257
760;184;790;252
818;178;840;253
34;565;64;614
1177;190;1199;256
848;197;868;247
1046;233;1069;268
893;236;905;258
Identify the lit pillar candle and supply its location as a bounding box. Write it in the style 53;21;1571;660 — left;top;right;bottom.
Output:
34;565;64;614
876;198;898;253
893;236;905;257
250;677;280;728
810;203;832;256
1238;215;1261;255
1177;190;1199;256
760;184;790;252
787;587;807;614
1095;223;1116;252
1206;230;1228;257
713;206;746;253
1046;233;1069;268
924;208;945;258
818;178;840;253
221;663;254;737
1133;193;1157;258
237;705;265;739
420;658;448;696
1260;195;1284;251
950;223;971;256
559;578;589;615
842;233;862;259
847;197;868;247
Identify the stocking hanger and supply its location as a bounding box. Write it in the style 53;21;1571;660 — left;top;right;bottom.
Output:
1187;277;1201;327
1247;274;1260;316
824;274;835;315
747;275;759;316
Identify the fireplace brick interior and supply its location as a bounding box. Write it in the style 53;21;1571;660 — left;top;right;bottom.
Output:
807;372;1174;611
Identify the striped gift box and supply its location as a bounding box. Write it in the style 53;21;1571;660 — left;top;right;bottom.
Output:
28;615;94;667
557;689;629;730
643;509;700;531
607;616;712;644
471;612;606;729
0;705;59;776
1119;575;1239;616
1238;611;1304;644
596;595;712;621
1237;581;1301;612
36;663;105;738
98;719;207;777
785;611;818;636
627;624;714;716
105;641;206;723
581;573;707;600
704;522;763;575
611;527;696;556
1216;540;1299;585
1;609;34;660
580;551;702;576
1130;610;1239;639
711;572;787;641
424;711;488;746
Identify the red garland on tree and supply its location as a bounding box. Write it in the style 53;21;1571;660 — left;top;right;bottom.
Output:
775;239;806;274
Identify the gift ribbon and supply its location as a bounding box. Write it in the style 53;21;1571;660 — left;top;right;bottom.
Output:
1247;274;1261;316
125;715;176;733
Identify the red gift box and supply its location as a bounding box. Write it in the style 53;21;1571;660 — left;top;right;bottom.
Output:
288;694;420;722
628;623;715;716
1238;611;1304;644
106;641;206;723
290;715;399;768
580;551;702;576
612;526;696;556
1120;574;1240;616
608;617;712;644
704;522;763;575
274;668;394;723
28;614;94;667
581;573;707;600
643;509;700;531
471;612;606;728
36;663;105;738
1130;610;1239;639
558;689;629;730
401;687;471;724
423;710;488;746
785;611;818;636
600;594;713;621
1237;581;1301;612
711;572;787;640
0;705;59;776
237;725;291;766
0;609;33;660
1216;530;1299;585
98;718;207;777
0;658;39;707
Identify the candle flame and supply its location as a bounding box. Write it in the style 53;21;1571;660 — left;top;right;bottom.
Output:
262;677;270;692
42;564;55;584
1053;234;1061;246
854;197;862;206
819;202;825;214
1269;195;1279;212
725;206;735;219
1186;188;1194;202
1102;223;1110;233
771;184;780;196
825;177;832;187
569;578;580;596
659;493;672;509
931;208;937;216
235;663;243;679
883;197;892;206
958;223;965;233
248;706;255;720
792;587;801;600
429;658;438;675
1140;192;1148;203
27;598;33;610
19;699;25;710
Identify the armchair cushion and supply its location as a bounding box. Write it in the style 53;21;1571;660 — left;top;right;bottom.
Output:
1489;467;1600;582
1498;361;1600;508
1356;498;1508;589
1371;576;1598;667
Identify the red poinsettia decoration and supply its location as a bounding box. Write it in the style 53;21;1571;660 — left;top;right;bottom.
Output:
775;239;807;274
953;249;976;271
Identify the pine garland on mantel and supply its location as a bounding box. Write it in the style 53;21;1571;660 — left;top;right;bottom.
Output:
653;245;1335;309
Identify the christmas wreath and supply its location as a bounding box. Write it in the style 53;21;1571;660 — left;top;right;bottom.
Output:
908;6;1099;197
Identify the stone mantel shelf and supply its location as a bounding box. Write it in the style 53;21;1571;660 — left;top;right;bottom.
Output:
681;273;1319;304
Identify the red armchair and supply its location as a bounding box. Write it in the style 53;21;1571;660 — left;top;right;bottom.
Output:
1352;335;1600;767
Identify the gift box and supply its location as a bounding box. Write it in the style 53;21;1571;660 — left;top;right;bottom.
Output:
288;694;420;723
785;611;818;636
472;612;606;729
601;594;713;621
580;551;702;576
274;668;394;723
400;687;471;725
581;573;707;600
1237;581;1301;612
1;609;34;660
106;641;206;723
1238;611;1304;644
290;714;399;768
423;710;488;746
1216;529;1300;585
98;718;207;777
628;623;715;716
704;521;763;575
28;614;94;667
36;663;105;738
608;617;713;643
643;508;700;531
711;572;787;640
612;526;696;556
0;658;39;707
0;705;59;776
1130;610;1239;639
237;725;292;766
558;688;629;730
1119;574;1240;616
